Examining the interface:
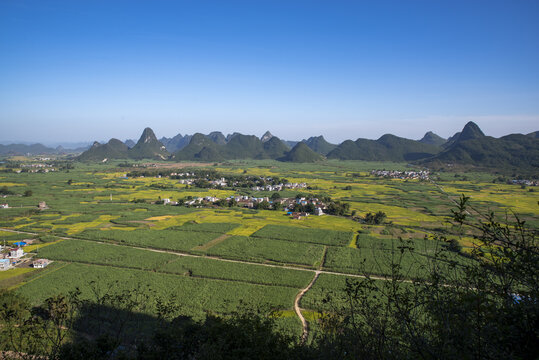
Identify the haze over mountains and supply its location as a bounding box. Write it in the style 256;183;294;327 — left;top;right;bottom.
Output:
3;122;538;170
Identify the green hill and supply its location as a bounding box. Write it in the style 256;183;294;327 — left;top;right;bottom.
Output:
128;128;169;160
419;131;446;146
208;131;227;145
327;134;440;161
173;133;219;160
124;139;136;148
77;139;129;161
0;143;58;156
422;122;539;170
263;136;290;159
260;131;274;143
302;136;336;155
279;142;323;162
223;134;267;159
160;133;191;152
174;133;289;161
195;146;224;161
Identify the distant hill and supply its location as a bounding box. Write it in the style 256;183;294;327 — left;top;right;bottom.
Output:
262;137;290;159
0;143;59;155
327;134;440;161
124;139;136;148
173;133;290;161
195;145;224;161
72;124;538;170
280;142;323;162
78;139;129;161
79;128;168;161
128;128;169;160
302;136;336;155
423;122;539;170
284;140;299;148
172;133;218;161
223;134;267;159
226;132;241;142
159;134;194;152
419;131;446;146
208;132;227;145
260;131;274;143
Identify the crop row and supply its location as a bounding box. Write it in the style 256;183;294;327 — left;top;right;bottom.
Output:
37;239;314;288
17;263;298;317
251;224;353;246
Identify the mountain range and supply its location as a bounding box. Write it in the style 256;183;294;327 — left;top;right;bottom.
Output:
78;128;169;161
0;143;90;156
4;122;538;170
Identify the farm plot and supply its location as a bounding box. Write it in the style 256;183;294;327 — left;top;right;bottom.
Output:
17;263;299;317
37;239;178;270
251;224;353;246
323;241;470;279
170;222;239;233
160;257;313;288
206;236;325;267
301;273;391;312
78;228;221;252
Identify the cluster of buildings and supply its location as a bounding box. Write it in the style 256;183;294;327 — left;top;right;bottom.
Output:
135;172;309;192
0;240;50;271
177;195;326;218
511;179;538;186
16;163;57;173
250;182;308;191
370;169;430;180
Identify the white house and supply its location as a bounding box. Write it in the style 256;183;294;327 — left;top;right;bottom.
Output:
314;207;325;216
0;204;8;209
32;259;50;268
9;248;24;258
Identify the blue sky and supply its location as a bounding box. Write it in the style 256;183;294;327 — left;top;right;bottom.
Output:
1;0;538;144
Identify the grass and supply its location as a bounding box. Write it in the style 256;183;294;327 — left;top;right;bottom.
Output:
206;235;326;267
37;239;178;270
159;256;313;288
17;263;300;318
251;224;354;246
77;228;221;252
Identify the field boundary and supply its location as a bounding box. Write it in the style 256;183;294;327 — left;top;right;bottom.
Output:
192;234;230;251
0;227;414;282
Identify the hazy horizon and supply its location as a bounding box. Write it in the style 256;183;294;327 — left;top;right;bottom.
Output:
1;1;538;144
1;118;538;149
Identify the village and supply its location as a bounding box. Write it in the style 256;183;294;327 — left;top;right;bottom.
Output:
370;169;430;180
161;194;327;219
511;179;538;187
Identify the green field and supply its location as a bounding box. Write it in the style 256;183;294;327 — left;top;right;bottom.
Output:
0;158;537;343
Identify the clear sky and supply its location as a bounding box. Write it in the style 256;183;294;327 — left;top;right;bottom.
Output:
1;0;538;144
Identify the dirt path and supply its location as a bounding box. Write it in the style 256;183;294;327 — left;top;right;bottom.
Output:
294;245;327;343
0;228;408;282
431;181;472;215
192;234;229;251
295;270;320;343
